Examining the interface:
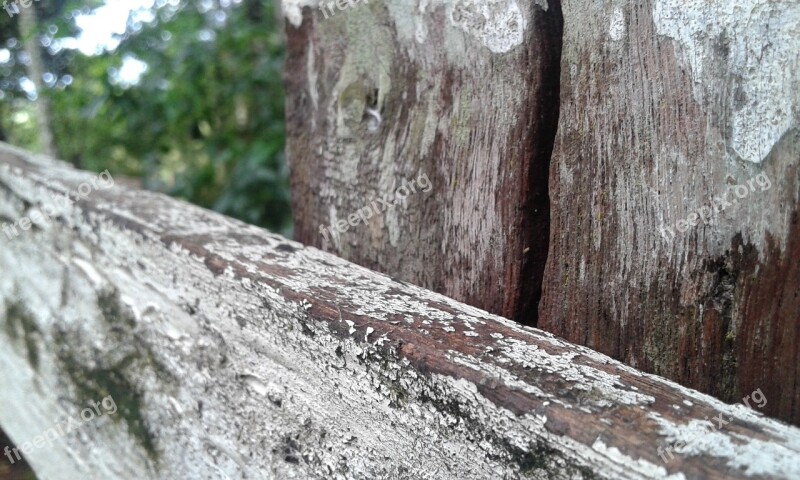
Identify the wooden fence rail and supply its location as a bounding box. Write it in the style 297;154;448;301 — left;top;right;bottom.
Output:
1;143;799;479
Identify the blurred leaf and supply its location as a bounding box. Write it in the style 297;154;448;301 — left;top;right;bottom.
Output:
1;0;292;233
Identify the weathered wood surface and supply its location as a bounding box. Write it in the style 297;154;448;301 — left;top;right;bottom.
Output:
540;0;800;426
2;145;800;479
283;0;561;325
283;0;800;428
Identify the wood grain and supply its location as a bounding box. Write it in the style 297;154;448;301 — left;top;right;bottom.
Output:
1;143;799;478
284;0;562;325
541;0;800;426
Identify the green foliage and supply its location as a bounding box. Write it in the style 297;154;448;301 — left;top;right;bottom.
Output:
1;0;292;234
0;0;91;147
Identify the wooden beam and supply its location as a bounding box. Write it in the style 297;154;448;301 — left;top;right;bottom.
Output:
0;143;799;479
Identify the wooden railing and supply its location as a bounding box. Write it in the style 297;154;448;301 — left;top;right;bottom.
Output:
1;143;799;479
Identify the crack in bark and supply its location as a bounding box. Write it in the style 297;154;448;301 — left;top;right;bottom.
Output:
515;0;563;327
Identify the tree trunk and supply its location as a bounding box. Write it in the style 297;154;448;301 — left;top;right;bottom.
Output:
540;0;800;426
19;4;57;159
284;0;562;325
283;1;800;426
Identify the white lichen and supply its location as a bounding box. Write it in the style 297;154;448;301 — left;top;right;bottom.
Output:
609;7;625;41
281;0;318;27
653;0;800;163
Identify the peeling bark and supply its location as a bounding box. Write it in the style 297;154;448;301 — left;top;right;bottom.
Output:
2;144;800;479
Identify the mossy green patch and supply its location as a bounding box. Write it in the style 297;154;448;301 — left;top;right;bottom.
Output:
3;300;41;371
51;289;174;462
52;327;158;461
97;289;137;329
503;439;599;479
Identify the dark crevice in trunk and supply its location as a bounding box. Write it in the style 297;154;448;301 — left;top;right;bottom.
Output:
515;0;563;328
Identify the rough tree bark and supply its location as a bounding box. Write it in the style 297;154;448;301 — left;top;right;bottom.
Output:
540;0;800;426
283;0;562;325
3;143;800;479
283;1;800;426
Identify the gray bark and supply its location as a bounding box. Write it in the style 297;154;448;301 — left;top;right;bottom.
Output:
2;143;800;479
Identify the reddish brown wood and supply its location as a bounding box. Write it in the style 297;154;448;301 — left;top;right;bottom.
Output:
284;1;562;326
283;0;800;428
540;0;800;426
